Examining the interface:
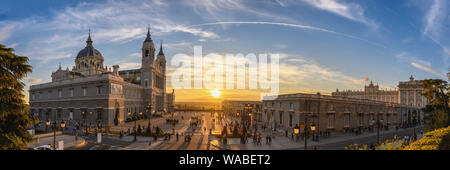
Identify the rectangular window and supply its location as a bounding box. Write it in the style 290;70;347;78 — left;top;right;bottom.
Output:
48;90;52;99
328;114;335;128
70;88;74;97
290;103;293;109
58;89;62;98
97;86;102;95
289;114;293;127
279;112;283;124
83;87;87;96
344;114;350;127
32;93;35;100
97;110;102;120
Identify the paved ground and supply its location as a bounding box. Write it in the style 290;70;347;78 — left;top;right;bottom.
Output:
29;133;86;150
65;111;424;150
224;126;423;150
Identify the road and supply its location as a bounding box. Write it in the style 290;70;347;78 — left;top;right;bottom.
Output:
155;111;226;150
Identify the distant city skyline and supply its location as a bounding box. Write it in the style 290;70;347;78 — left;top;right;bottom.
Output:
0;0;448;102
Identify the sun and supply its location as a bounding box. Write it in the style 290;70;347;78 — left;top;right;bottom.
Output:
210;89;221;98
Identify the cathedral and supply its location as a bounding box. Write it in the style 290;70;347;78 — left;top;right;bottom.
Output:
29;26;175;128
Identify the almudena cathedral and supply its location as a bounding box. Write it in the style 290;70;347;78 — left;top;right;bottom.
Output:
28;26;175;128
261;76;426;135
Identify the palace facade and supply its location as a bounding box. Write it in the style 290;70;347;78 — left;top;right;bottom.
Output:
332;76;427;108
262;93;422;136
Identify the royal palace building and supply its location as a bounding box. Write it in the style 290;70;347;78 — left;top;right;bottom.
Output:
29;26;174;128
332;76;427;108
262;93;422;136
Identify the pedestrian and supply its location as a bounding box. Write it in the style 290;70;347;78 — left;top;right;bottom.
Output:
257;135;261;145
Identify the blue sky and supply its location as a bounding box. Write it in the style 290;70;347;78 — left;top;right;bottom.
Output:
0;0;449;101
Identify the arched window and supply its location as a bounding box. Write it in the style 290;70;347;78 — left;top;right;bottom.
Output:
145;79;149;87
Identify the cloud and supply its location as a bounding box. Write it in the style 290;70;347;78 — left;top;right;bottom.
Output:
185;0;298;24
2;0;220;63
396;52;446;79
423;0;447;37
0;24;17;42
188;21;386;48
119;62;141;70
411;62;446;78
300;0;377;28
24;77;42;84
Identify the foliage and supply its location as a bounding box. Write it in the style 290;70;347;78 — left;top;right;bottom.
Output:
420;79;450;131
0;44;38;150
345;126;450;150
403;126;450;150
344;144;369;150
345;135;407;150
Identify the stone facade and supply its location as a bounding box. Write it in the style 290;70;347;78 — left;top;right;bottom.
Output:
222;100;263;125
332;81;398;103
332;76;427;109
262;93;422;136
29;26;174;128
398;75;427;108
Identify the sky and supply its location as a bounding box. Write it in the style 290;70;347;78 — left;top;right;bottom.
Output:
0;0;449;102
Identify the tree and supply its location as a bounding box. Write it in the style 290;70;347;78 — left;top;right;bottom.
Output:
420;79;450;131
0;44;37;149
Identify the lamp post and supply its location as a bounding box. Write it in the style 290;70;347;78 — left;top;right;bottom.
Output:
244;104;253;130
304;114;308;150
130;111;138;142
294;124;299;142
311;123;316;143
372;114;383;144
316;92;320;142
81;111;92;136
146;103;152;130
45;114;65;150
413;113;417;140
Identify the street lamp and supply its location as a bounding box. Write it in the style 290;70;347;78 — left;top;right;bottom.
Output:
244;104;253;130
316;92;320;142
294;124;299;141
413;113;417;140
372;115;384;144
146;103;153;134
129;111;138;142
81;111;93;135
45;115;65;150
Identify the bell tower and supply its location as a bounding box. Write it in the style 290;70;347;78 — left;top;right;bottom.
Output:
141;25;155;88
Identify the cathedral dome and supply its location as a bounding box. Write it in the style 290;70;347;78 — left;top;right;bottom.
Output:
76;46;103;59
76;30;103;60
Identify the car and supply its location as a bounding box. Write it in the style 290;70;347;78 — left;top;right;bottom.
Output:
33;145;54;150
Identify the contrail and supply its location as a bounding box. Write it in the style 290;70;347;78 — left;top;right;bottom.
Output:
187;21;387;49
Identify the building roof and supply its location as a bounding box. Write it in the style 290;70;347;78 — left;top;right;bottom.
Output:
76;30;104;60
119;69;141;74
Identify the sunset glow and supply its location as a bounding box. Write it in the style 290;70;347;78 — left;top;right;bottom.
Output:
210;89;221;98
